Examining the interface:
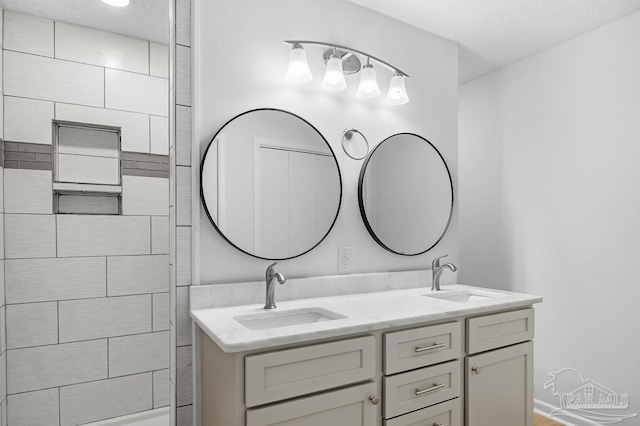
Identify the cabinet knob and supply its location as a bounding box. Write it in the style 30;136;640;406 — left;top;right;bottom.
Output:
472;366;481;375
369;395;380;405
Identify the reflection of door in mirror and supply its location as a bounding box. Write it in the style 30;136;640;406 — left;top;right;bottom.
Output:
254;138;338;258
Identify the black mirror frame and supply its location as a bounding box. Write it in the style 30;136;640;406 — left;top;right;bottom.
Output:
357;132;454;256
200;108;343;261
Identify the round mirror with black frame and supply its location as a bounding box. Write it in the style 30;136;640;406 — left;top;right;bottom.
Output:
201;108;342;260
358;133;454;256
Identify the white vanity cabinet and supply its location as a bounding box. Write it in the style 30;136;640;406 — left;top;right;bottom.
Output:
197;306;535;426
465;309;535;426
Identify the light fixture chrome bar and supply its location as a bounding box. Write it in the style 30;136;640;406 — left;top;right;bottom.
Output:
284;40;410;77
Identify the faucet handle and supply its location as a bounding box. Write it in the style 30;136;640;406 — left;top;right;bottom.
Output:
266;261;279;279
432;255;448;270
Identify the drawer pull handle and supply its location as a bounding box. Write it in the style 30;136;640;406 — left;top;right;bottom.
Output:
415;343;445;353
433;423;446;426
369;395;380;405
472;366;481;375
415;382;445;395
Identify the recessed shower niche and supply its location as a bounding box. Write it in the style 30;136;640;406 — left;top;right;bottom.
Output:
201;108;342;260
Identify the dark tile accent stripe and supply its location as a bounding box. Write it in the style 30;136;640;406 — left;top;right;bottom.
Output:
121;152;169;178
4;141;53;170
0;138;4;166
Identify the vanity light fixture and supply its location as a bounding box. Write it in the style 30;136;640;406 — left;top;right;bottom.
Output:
285;40;410;105
102;0;130;7
357;58;381;99
285;43;313;84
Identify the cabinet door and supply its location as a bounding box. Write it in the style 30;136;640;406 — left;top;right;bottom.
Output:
466;341;533;426
246;382;378;426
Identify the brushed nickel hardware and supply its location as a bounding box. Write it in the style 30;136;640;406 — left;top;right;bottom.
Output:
472;366;481;375
433;423;446;426
369;395;380;405
431;254;457;291
415;383;445;396
264;262;286;309
415;343;446;353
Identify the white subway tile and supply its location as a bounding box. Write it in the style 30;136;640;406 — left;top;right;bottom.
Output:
150;42;169;78
122;176;168;216
152;216;169;254
57;215;150;257
177;346;192;407
6;257;106;304
0;166;3;212
177;286;191;346
58;125;119;158
0;352;6;402
0;307;4;354
107;255;169;296
176;0;191;47
4;96;54;144
105;69;168;116
153;293;169;332
176;227;191;286
57;153;120;185
150;115;169;155
60;373;152;426
0;93;4;140
4;169;53;214
0;262;5;307
176;46;191;106
59;295;151;343
153;369;169;408
7;340;107;394
55;22;149;74
4;11;53;57
0;215;4;259
177;406;193;426
176;166;191;226
56;103;150;153
6;302;58;349
109;331;169;377
4;51;104;107
7;388;59;426
4;214;56;259
176;105;191;166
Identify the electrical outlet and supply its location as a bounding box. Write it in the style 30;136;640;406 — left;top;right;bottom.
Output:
338;247;353;272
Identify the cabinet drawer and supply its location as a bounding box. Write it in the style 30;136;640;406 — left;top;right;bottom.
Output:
384;398;461;426
384;322;461;374
383;360;461;419
467;308;534;354
245;335;376;407
246;382;378;426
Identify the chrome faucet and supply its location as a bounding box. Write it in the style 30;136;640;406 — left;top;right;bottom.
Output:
431;255;457;291
264;262;286;309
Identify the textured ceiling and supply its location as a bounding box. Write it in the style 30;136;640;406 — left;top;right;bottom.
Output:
347;0;640;83
0;0;168;44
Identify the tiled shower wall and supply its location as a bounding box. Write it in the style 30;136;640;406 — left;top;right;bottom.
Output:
1;9;6;425
1;11;170;426
169;0;193;424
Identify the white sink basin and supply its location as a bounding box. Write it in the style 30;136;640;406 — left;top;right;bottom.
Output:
424;289;507;303
234;307;346;330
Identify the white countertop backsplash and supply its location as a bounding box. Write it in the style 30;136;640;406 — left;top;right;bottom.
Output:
190;271;542;353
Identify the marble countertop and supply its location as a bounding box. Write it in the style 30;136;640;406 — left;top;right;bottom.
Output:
191;284;542;353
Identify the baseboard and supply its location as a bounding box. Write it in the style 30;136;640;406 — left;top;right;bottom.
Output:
535;399;595;426
82;407;170;426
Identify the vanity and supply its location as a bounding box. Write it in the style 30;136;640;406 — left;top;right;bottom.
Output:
191;281;541;426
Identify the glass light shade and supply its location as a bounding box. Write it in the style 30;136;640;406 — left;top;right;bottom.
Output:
356;64;381;99
285;45;313;84
321;57;347;91
102;0;129;6
385;73;409;105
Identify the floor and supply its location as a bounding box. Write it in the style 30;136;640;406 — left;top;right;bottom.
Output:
534;413;564;426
